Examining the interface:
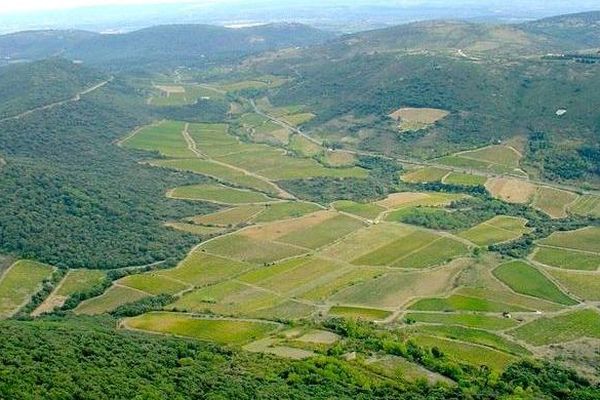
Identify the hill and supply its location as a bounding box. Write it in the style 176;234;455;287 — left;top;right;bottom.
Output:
521;11;600;48
253;15;600;185
0;23;334;69
0;59;215;268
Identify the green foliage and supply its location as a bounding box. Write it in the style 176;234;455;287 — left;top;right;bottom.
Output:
153;98;229;123
110;294;175;317
0;62;218;268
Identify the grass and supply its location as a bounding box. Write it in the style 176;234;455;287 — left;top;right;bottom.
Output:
278;214;365;250
390;107;449;132
170;184;273;204
532;246;600;271
411;335;515;371
188;205;264;227
532;187;578;219
378;192;463;210
249;300;315;320
405;312;519;330
238;257;308;284
200;234;309;264
0;260;54;318
152;158;279;195
351;230;439;266
401;167;449;183
329;306;391;320
253;201;322;223
332;200;385;220
125;312;277;345
511;309;600;346
123;121;193;158
118;274;189;295
443;172;487;186
492;261;577;306
459;216;529;246
409;325;529;355
537;227;600;253
75;285;148;315
408;294;532;312
160;252;253;287
393;237;470;269
545;269;600;301
165;222;224;236
55;269;106;297
569;195;600;217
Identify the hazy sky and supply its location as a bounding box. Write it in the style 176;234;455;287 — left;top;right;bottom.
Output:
0;0;218;14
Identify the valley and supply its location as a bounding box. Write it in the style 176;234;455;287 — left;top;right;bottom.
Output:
0;10;599;400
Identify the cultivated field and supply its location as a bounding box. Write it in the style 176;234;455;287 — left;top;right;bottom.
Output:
459;216;530;246
537;227;600;253
545;269;600;301
442;172;487;186
125;312;278;345
485;177;536;203
401;167;449;183
328;306;392;321
389;107;449;132
333;200;386;220
170;184;274;204
532;186;578;219
510;309;600;346
492;261;577;305
122;120;193;158
75;285;148;315
404;312;519;330
408;294;532;313
0;261;54;318
531;246;600;271
33;269;106;316
569;195;600;217
437;145;525;177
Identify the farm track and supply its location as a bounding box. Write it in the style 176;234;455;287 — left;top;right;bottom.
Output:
248;98;600;197
0;77;114;123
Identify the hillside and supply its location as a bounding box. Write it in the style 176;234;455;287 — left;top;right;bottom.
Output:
0;23;334;69
0;59;215;268
253;16;600;185
521;10;600;48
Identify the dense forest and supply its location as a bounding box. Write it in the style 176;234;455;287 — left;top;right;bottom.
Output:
0;316;597;399
0;60;218;268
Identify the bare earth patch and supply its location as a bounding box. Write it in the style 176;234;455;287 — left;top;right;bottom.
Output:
485;177;536;204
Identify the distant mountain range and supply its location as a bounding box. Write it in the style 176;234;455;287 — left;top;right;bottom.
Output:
0;23;334;70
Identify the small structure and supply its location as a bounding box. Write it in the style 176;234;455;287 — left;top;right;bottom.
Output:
556;109;567;116
502;311;512;319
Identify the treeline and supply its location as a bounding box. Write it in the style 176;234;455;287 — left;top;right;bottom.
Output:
153;98;229;122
